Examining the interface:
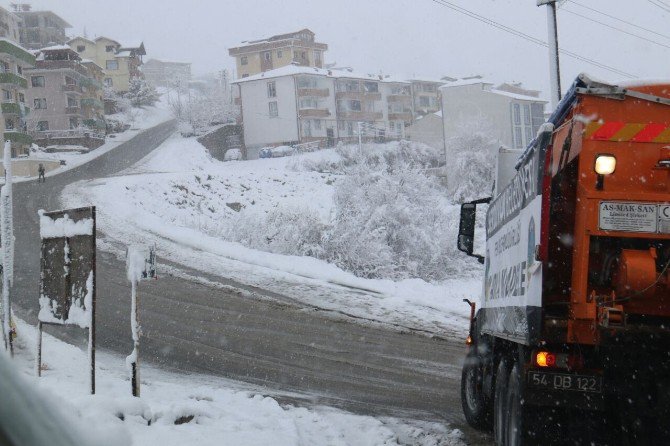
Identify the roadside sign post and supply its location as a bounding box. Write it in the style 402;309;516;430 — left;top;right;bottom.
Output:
126;244;156;397
0;141;13;355
36;207;96;394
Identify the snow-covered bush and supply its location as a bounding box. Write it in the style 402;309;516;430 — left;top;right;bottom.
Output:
444;119;497;202
226;206;326;258
167;83;238;136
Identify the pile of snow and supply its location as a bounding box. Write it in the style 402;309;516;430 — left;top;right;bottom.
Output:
62;137;483;335
9;319;466;446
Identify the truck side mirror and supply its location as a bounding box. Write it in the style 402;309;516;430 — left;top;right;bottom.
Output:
457;198;491;264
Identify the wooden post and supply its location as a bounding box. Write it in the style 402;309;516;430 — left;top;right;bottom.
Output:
131;279;140;397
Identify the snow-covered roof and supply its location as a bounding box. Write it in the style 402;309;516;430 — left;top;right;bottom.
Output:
406;76;452;85
234;65;413;84
38;44;73;52
490;88;547;102
440;78;493;89
67;36;95;45
115;50;132;58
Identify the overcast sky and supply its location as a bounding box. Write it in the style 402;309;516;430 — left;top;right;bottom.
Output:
17;0;670;100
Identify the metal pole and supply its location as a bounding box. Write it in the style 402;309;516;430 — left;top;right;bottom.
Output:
358;122;362;153
1;140;12;355
35;321;42;377
130;279;140;397
538;0;562;108
90;206;96;395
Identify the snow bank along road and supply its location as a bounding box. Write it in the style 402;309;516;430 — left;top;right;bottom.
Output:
10;121;490;444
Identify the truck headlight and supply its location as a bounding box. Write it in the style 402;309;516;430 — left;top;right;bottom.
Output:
595;154;616;175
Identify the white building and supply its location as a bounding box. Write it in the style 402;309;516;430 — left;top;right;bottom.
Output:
233;65;410;157
440;79;547;150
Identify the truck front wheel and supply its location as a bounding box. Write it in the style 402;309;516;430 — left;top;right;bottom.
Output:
461;350;492;430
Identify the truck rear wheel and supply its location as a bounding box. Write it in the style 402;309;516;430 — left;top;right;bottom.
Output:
460;350;492;430
506;361;538;445
493;357;510;446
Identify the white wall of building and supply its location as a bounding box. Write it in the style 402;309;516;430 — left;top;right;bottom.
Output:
240;75;299;151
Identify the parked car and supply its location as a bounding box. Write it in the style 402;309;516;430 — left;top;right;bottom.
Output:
259;147;273;158
224;148;242;161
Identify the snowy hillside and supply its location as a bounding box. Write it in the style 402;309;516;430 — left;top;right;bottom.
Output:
62;138;484;336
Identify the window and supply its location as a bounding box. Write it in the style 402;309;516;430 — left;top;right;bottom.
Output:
240;56;248;66
106;60;119;70
363;82;378;93
314;50;321;65
2;89;11;101
77;45;85;52
33;98;47;109
419;96;430;107
267;81;276;98
277;50;283;58
69;117;79;129
16;65;21;75
4;118;13;130
36;120;49;131
104;78;113;87
105;45;115;52
67;96;78;107
18;93;24;103
31;76;45;87
349;100;361;111
514;127;523;150
299;98;318;109
268;101;278;117
241;73;249;78
314;119;322;130
513;103;521;125
523;104;531;126
263;52;271;62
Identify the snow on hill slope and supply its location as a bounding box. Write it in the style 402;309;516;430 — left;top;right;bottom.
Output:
62;136;482;336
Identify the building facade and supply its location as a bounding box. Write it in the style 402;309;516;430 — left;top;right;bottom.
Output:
25;46;105;148
0;38;35;155
440;79;547;151
68;36;145;93
143;58;191;88
13;7;71;50
0;6;21;43
234;66;408;157
229;29;327;79
408;78;448;117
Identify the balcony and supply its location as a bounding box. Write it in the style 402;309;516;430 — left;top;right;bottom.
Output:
1;102;20;115
81;97;104;109
336;91;381;101
388;112;413;121
4;131;32;145
0;40;35;66
337;111;383;121
387;94;412;103
63;84;84;94
0;72;27;88
65;106;81;115
80;77;102;90
299;108;330;118
298;88;330;97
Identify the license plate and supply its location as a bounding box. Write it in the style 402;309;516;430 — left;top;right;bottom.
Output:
527;371;603;393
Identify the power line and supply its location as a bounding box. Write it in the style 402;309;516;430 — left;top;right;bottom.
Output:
568;0;670;41
429;0;636;79
648;0;670;13
561;8;670;50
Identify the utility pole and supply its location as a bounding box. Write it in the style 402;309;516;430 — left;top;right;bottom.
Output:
1;141;13;355
538;0;561;108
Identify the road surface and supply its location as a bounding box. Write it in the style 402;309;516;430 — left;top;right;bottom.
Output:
11;121;491;444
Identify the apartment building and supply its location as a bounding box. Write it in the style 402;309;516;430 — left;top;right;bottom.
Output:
0;6;20;43
233;65;409;157
440;78;547;151
229;29;327;79
143;58;191;88
13;6;71;50
0;38;35;155
408;77;449;117
25;46;105;148
68;36;145;93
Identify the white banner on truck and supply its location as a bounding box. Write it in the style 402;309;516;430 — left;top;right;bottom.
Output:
483;196;543;309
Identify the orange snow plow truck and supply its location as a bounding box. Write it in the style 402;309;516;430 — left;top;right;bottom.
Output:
457;74;670;446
